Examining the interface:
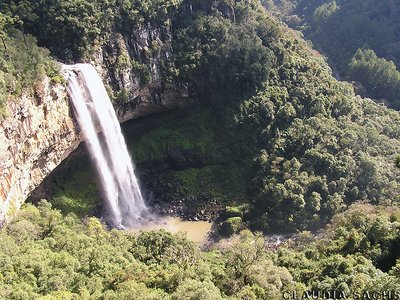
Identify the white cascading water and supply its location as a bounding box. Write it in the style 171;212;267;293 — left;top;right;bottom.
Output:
64;63;148;228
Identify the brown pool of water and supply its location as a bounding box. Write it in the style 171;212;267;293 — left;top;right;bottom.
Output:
138;216;213;245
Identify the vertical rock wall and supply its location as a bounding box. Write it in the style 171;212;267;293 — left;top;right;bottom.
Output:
0;78;79;224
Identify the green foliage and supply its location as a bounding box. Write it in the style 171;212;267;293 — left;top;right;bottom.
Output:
267;0;400;107
0;0;182;62
1;0;115;61
219;216;243;236
0;26;58;116
125;107;252;211
221;206;243;220
112;54;152;88
0;202;194;299
322;204;400;272
396;155;400;168
50;163;100;217
131;60;152;86
28;0;400;236
1;203;399;299
117;0;182;32
236;32;400;231
172;164;248;202
128;107;230;164
168;1;279;99
171;279;223;300
130;229;199;267
275;205;400;293
222;231;295;297
0;202;298;299
312;1;337;24
349;48;400;108
113;88;130;104
1;1;400;297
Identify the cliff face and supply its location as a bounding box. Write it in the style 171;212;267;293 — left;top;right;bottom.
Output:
0;78;76;224
0;25;193;224
94;25;192;123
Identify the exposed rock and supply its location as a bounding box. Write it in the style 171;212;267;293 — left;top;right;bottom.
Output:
94;26;194;123
0;78;78;224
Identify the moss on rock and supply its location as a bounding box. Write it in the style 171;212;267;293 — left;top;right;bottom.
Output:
219;216;243;237
221;206;243;220
51;163;100;217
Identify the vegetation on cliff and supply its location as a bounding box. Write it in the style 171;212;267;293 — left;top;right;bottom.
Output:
0;0;182;62
0;12;59;116
160;0;400;232
9;0;399;248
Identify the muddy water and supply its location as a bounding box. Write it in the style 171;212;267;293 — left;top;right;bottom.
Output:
139;217;212;245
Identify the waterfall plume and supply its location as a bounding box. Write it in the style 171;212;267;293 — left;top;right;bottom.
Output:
64;63;148;228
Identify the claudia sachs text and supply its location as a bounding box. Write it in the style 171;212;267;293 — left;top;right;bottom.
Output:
283;290;400;299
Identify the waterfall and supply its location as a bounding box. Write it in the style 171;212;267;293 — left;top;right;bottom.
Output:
65;63;148;228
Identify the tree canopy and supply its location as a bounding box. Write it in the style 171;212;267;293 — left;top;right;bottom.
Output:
1;202;399;299
265;0;400;108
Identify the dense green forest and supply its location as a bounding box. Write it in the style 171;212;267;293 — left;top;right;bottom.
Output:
1;0;400;298
264;0;400;108
1;201;399;299
1;0;182;62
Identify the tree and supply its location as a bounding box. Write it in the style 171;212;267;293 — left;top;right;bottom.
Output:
0;12;14;50
348;48;400;108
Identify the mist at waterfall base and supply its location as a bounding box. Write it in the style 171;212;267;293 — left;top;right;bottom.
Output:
65;63;151;229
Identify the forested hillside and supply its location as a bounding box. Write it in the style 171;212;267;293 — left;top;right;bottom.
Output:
264;0;400;108
1;201;399;299
1;0;400;298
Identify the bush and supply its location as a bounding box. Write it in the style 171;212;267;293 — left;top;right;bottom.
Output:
0;28;58;116
221;206;243;220
220;216;243;236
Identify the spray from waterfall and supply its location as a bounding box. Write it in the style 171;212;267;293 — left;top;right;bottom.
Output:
64;63;148;228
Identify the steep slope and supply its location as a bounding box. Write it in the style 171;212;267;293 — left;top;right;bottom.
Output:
123;0;400;232
264;0;400;107
0;25;72;223
264;0;400;69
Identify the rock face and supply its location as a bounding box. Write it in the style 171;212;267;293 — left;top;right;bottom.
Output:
0;78;77;224
94;26;193;123
0;25;193;225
